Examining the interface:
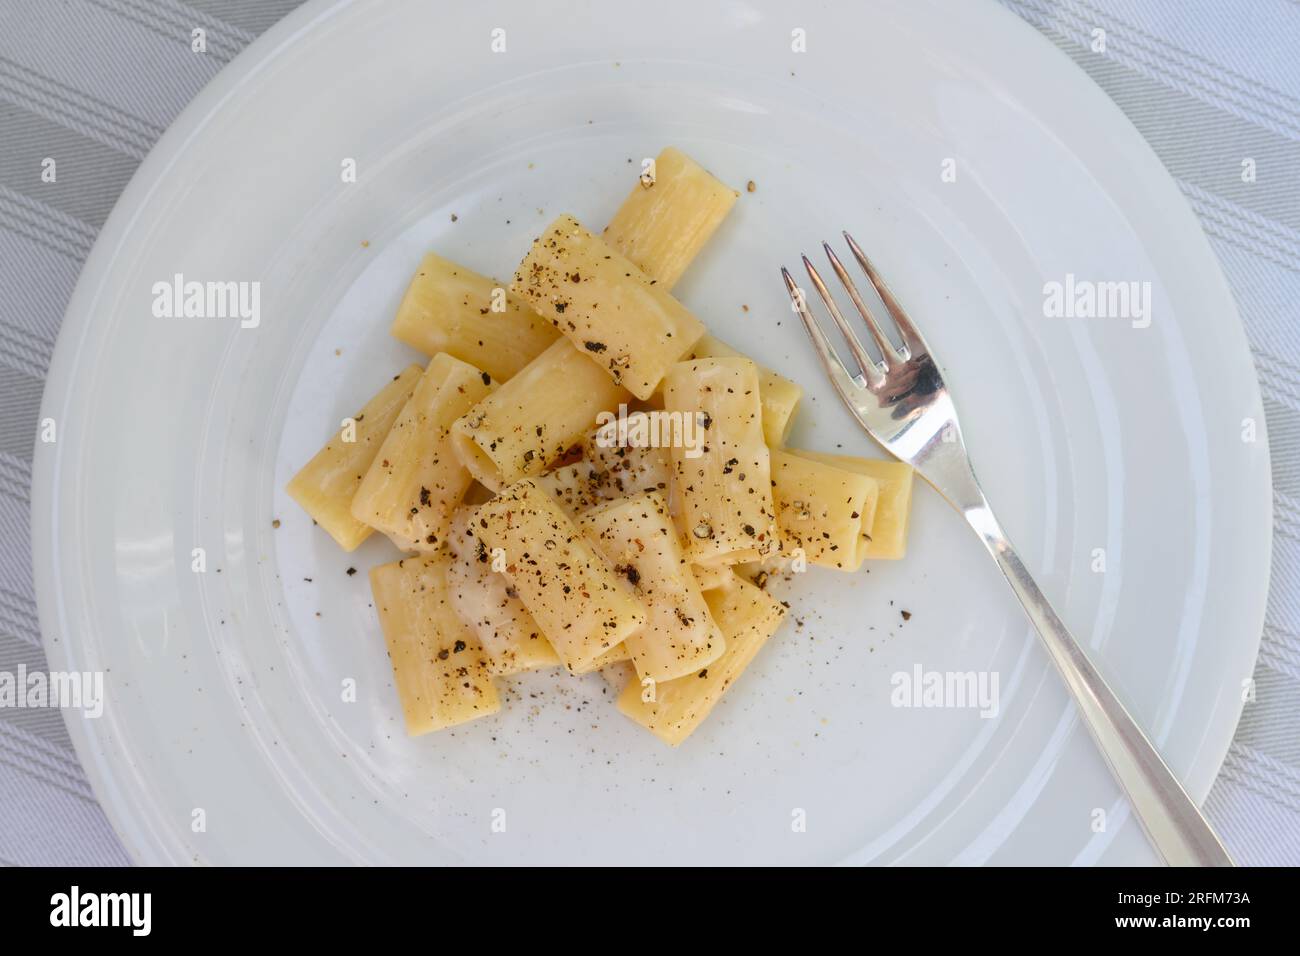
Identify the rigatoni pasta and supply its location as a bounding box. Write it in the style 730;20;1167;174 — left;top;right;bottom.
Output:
351;353;494;552
685;335;803;446
599;660;638;695
444;507;561;676
450;338;629;491
661;357;779;565
691;562;735;593
788;451;915;560
531;462;610;515
475;479;647;674
533;416;673;515
602;146;737;289
588;642;633;669
286;365;422;551
769;448;880;571
284;145;918;745
617;572;786;746
577;491;725;682
390;252;560;381
369;554;501;734
511;214;706;399
582;412;674;499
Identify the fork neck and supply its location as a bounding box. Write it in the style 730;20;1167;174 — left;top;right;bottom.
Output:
915;432;992;517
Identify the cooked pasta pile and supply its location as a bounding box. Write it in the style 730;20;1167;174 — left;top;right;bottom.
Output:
286;148;915;746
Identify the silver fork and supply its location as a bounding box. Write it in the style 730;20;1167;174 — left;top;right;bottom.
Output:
782;234;1233;867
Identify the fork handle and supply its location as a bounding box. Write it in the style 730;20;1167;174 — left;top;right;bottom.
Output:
965;503;1234;866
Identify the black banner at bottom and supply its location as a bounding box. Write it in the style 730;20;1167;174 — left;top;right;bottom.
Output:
0;865;1278;940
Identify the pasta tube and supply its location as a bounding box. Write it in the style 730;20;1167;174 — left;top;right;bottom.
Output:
599;660;637;694
351;353;495;552
444;508;560;676
285;365;422;551
450;338;629;491
661;357;779;565
788;451;915;560
576;491;725;682
532;414;672;515
769;448;880;571
531;462;609;515
475;479;647;673
511;214;706;399
369;554;501;735
691;563;734;592
390;252;559;381
585;409;675;495
602;146;737;289
617;572;786;746
587;642;632;672
686;335;802;446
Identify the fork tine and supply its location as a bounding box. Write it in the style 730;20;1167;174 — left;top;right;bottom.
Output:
842;232;927;355
781;267;874;395
822;242;898;367
801;255;881;381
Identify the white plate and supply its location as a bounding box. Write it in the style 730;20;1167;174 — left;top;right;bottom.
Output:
32;0;1270;865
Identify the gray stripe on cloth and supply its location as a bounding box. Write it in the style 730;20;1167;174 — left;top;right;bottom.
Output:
0;453;30;506
1002;1;1300;229
82;0;247;65
181;0;308;36
1004;0;1300;137
0;586;41;648
0;365;42;459
0;100;140;230
0;56;156;160
0;2;226;134
1205;745;1300;866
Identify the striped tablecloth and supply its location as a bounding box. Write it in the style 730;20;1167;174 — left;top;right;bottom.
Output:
0;0;1296;866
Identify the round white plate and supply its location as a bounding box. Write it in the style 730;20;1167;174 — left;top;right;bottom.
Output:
33;0;1270;865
